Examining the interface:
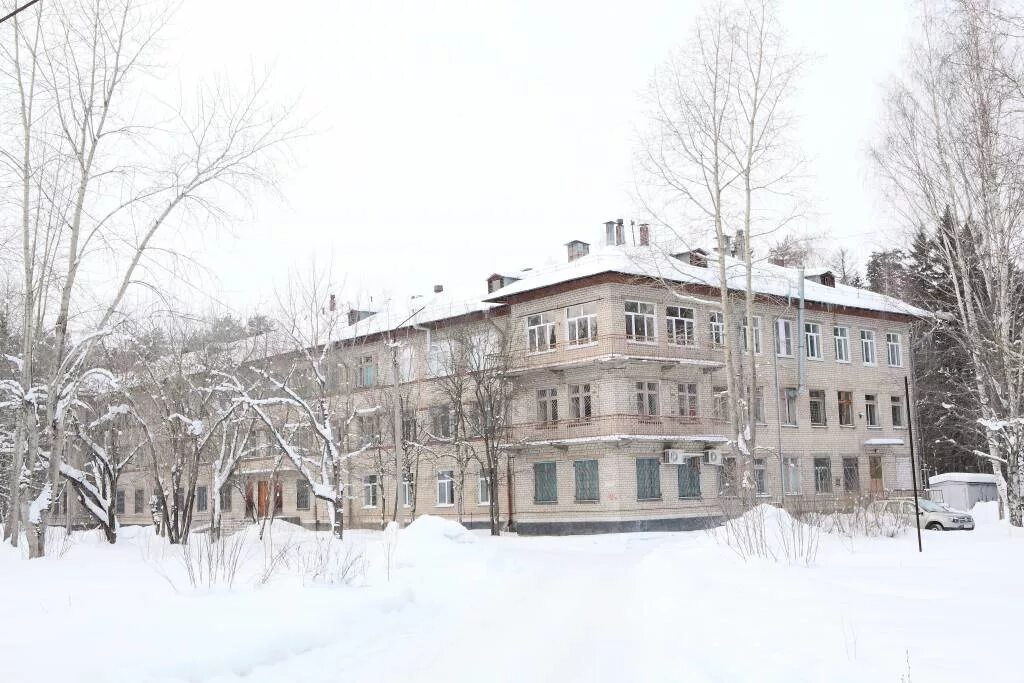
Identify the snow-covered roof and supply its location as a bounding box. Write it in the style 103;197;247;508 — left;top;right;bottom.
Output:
335;291;498;342
864;438;905;446
483;244;929;318
928;472;998;485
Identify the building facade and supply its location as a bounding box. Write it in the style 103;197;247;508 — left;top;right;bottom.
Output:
63;227;927;536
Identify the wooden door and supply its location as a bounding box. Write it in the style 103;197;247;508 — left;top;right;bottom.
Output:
869;456;883;494
257;480;270;517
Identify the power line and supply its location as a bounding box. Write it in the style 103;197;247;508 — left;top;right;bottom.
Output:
0;0;42;25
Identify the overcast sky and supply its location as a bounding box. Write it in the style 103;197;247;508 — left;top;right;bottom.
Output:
162;0;913;316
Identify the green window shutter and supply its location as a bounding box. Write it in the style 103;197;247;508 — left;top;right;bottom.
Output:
574;460;599;502
534;462;557;503
677;460;701;498
636;458;661;500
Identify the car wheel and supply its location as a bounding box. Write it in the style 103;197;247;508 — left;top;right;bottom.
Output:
925;522;945;531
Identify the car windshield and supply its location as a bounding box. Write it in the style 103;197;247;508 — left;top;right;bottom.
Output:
918;499;944;512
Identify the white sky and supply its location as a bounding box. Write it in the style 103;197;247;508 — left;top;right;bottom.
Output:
163;0;913;316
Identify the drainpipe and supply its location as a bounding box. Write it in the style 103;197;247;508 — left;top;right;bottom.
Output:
772;338;785;503
797;267;806;394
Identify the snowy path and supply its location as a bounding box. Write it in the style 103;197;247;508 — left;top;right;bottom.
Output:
2;511;1022;683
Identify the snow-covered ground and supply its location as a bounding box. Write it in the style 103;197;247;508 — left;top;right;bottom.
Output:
1;504;1018;683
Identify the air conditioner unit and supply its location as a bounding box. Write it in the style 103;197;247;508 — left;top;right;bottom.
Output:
702;449;724;466
662;449;694;465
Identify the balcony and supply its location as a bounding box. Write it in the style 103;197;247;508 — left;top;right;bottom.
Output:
512;333;726;374
517;413;729;447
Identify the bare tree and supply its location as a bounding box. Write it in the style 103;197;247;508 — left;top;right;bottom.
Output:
0;1;297;556
872;0;1024;524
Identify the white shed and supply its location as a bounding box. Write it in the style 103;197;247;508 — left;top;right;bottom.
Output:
927;472;998;512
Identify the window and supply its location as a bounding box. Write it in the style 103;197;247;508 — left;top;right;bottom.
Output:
677;383;698;419
430;405;454;438
133;488;145;514
402;410;418;442
116;488;125;515
636;457;662;500
666;306;696;346
197;485;208;513
754;458;767;496
742;316;762;354
478;468;492;505
780;387;798;426
775;319;794;357
891;396;905;427
635;381;659;417
566;304;597;345
712;386;729;421
865;394;879;427
357;414;380;446
709;312;725;346
809;390;827;426
838;391;854;426
625;301;656;342
783;456;800;495
834;326;851;363
296;480;310;511
402;471;415;507
569;383;593;420
754;387;766;424
220;486;232;512
814;457;833;494
363;475;379;507
860;330;876;365
356;355;376;387
719;457;738;497
677;458;701;498
533;462;557;503
436;470;455;506
527;313;557;353
843;457;860;493
805;323;822;360
574;460;599;502
427;342;445;377
536;388;559;424
886;332;903;367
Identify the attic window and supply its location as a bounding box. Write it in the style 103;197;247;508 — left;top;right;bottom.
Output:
674;249;708;268
819;272;835;288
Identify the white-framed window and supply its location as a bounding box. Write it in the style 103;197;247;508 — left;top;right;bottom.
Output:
809;389;827;426
569;383;593;420
754;458;767;496
635;381;660;417
477;468;492;505
436;470;455;506
429;405;454;438
865;393;880;427
363;474;379;507
754;387;766;424
356;355;376;387
860;330;877;365
401;472;415;507
427;342;446;377
774;318;794;357
666;306;696;346
625;301;656;342
709;311;725;346
783;456;801;495
536;388;559;423
833;326;851;363
890;395;905;427
780;387;798;426
566;303;598;346
677;382;698;418
742;316;762;354
527;313;557;353
712;385;728;420
805;322;822;360
814;457;833;494
838;391;854;426
886;332;903;367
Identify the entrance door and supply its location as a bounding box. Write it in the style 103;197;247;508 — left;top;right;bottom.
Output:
869;456;883;494
257;480;270;517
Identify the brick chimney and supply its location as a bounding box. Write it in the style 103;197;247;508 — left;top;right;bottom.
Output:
638;223;650;246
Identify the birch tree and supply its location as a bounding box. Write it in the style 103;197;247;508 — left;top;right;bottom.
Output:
0;0;297;556
872;0;1024;524
638;0;805;504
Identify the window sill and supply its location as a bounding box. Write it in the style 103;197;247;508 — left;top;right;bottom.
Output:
811;424;828;429
567;341;598;349
434;503;455;508
477;502;491;507
574;499;600;504
866;426;883;430
678;496;702;501
533;500;558;505
627;339;658;346
362;505;377;509
782;424;799;429
637;497;663;502
807;357;824;362
839;425;856;429
836;360;851;365
863;363;877;368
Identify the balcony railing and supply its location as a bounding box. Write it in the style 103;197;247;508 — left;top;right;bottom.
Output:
513;333;726;372
517;413;729;444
